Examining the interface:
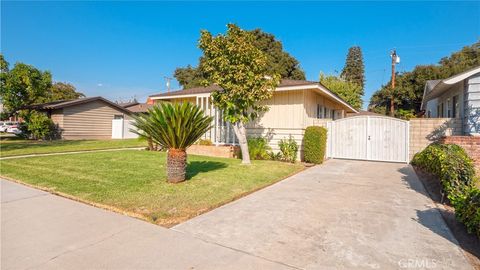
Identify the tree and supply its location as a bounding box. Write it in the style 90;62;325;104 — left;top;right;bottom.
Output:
369;41;479;114
319;73;363;110
0;62;52;117
174;28;304;89
199;24;280;164
47;82;85;102
131;102;212;183
341;46;365;91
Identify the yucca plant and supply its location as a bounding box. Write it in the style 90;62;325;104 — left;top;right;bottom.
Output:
131;102;213;183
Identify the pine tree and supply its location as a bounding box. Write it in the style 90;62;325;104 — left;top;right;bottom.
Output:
341;46;365;96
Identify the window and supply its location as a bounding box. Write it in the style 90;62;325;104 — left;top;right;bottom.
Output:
427;110;431;118
317;104;324;119
447;99;451;118
437;105;440;118
114;115;124;119
440;103;444;117
452;95;459;118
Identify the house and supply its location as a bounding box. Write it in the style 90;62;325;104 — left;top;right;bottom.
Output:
149;79;358;158
119;102;155;114
421;66;480;135
32;97;132;139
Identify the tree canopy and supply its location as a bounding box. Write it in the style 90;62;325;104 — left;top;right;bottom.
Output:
341;46;365;91
319;73;363;110
369;41;480;115
49;82;85;101
174;28;304;89
199;24;280;164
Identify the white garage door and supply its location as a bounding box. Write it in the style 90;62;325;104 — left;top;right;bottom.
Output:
327;116;409;163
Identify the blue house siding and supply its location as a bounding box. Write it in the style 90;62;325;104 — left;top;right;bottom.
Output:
465;74;480;135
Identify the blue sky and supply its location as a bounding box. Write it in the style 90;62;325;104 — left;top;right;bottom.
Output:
1;1;479;108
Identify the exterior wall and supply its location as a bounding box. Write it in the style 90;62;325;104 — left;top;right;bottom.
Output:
465;74;480;135
50;109;64;128
303;89;346;127
434;82;464;119
409;118;463;160
61;100;130;140
441;136;480;174
187;145;240;159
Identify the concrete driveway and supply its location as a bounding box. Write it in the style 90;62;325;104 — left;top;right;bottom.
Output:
1;159;472;269
174;159;472;269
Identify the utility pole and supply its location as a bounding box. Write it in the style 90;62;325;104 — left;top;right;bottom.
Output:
164;76;172;92
390;50;400;116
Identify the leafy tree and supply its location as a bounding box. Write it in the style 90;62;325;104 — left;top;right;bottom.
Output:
319;73;362;110
0;62;52;117
369;41;480;114
22;110;58;140
341;46;365;91
174;28;303;89
199;24;280;164
131;102;212;183
47;82;85;101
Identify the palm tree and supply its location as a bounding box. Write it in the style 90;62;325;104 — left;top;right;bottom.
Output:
131;102;213;183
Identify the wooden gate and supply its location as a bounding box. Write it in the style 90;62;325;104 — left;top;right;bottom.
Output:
326;116;409;163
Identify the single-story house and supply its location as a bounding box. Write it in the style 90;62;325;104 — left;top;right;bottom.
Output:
149;79;358;157
119;102;155;114
421;66;480;135
33;97;132;139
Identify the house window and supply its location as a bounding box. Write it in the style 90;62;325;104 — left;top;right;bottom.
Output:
114;115;124;119
317;104;324;119
437;105;440;118
447;99;451;118
440;103;444;117
427;110;431;118
452;95;458;118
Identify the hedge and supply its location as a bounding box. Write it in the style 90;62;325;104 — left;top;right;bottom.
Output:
411;143;479;237
303;126;327;164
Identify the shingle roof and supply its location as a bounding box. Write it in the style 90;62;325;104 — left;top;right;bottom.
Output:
149;79;317;98
125;103;155;113
31;97;132;114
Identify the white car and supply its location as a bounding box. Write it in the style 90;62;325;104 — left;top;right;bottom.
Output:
0;122;19;133
5;122;21;134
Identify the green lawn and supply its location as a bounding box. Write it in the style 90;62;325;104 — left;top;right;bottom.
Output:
0;150;303;226
0;139;146;157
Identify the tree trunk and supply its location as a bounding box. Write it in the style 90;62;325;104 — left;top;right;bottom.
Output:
167;148;187;183
233;122;250;164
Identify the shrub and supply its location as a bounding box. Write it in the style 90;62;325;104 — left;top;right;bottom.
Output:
23;111;59;140
454;187;480;237
268;151;282;161
412;143;479;237
411;143;476;199
247;137;271;160
198;138;213;146
279;136;298;163
303;126;327;164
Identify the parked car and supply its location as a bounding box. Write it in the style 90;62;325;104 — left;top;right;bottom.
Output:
0;122;19;133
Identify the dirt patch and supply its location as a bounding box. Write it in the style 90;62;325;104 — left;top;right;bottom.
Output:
414;167;480;269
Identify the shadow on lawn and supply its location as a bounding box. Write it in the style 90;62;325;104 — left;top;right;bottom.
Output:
186;161;228;179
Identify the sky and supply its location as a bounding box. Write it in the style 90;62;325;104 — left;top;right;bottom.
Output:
1;1;479;109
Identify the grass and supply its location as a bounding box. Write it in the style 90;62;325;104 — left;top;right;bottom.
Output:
0;139;146;157
0;150;304;226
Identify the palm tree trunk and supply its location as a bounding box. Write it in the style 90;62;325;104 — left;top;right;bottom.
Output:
167;148;187;183
233;122;250;164
147;137;154;151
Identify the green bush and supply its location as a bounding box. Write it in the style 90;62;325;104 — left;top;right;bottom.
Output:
247;137;271;160
412;143;479;237
22;111;59;140
279;136;298;163
198;138;213;146
411;143;475;198
303;126;327;164
454;187;480;237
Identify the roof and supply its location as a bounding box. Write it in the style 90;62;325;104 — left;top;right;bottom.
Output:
421;66;480;109
31;97;132;114
346;110;388;117
125;103;155;113
149;79;358;113
117;101;139;108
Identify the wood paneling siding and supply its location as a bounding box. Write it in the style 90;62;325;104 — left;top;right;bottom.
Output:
52;100;130;140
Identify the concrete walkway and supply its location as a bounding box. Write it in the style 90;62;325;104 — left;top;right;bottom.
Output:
174;160;472;269
1;159;472;269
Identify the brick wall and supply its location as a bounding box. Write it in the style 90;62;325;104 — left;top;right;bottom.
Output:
440;136;480;172
409;118;463;160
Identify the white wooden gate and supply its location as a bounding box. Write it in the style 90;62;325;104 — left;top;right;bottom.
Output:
327;116;409;163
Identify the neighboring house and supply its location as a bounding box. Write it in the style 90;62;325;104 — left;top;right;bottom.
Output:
421;66;480;135
32;97;132;139
149;79;358;157
119;102;155;114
